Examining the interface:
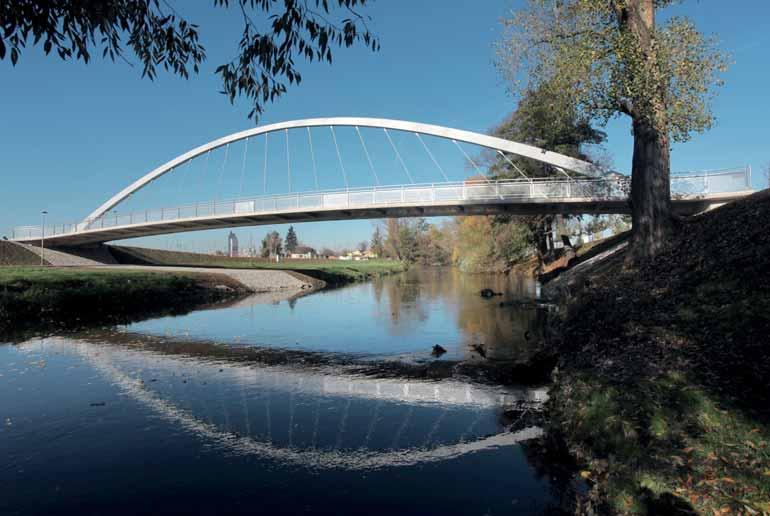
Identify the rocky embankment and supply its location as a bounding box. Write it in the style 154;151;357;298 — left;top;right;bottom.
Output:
543;190;770;515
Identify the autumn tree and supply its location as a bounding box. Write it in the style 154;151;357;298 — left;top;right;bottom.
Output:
260;230;282;258
370;226;384;257
1;0;378;121
497;0;727;260
486;81;606;260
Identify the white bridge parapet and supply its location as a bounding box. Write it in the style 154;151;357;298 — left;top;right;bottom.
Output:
9;167;753;245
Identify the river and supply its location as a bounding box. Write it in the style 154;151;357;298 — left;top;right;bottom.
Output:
0;267;578;515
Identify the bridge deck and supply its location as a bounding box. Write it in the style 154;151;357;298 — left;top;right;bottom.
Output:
11;176;754;246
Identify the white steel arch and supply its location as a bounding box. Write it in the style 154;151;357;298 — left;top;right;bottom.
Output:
83;117;605;225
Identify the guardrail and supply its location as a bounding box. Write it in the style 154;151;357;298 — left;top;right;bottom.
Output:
10;167;751;240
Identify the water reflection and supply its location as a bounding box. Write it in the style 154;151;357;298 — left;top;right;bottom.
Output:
125;267;548;362
0;269;573;515
29;336;544;466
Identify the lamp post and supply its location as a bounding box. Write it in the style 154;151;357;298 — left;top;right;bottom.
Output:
40;210;48;266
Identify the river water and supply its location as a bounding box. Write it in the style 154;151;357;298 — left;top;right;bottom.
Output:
1;267;576;515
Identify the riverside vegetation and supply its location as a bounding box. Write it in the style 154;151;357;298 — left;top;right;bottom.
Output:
0;266;250;336
545;191;770;515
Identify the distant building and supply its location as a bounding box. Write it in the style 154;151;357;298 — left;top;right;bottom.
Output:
227;231;239;257
339;249;376;261
289;245;317;259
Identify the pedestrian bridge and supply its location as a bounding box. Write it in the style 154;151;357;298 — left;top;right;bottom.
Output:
10;117;754;246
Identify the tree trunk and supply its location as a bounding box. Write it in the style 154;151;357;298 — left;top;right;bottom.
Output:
627;116;672;262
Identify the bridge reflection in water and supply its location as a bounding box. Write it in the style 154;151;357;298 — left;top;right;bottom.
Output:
26;336;546;471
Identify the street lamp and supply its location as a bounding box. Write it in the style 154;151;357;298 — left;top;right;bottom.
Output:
40;210;48;266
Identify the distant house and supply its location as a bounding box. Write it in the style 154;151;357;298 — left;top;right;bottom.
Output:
289;245;317;259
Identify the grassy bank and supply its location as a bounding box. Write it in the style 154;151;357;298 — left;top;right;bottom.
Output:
0;241;48;266
0;267;250;336
109;245;406;284
546;191;770;514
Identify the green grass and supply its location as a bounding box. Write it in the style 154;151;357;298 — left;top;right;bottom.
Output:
551;371;770;515
108;245;406;284
0;266;247;335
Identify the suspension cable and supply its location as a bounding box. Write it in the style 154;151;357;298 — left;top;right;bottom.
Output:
415;133;449;182
239;137;250;197
355;126;380;186
217;143;230;199
198;149;212;191
179;155;194;189
285;129;291;192
453;139;489;183
263;133;268;194
497;151;529;180
307;127;319;190
384;128;414;184
329;126;349;188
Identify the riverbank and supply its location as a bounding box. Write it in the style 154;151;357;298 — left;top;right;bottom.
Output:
545;190;770;514
109;245;406;285
0;267;251;337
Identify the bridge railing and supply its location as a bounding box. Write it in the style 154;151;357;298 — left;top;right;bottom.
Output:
10;167;751;240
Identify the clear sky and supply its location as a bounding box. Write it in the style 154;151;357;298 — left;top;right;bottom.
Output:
1;1;768;252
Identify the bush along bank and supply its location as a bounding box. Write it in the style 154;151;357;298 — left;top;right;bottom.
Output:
544;190;770;515
0;267;251;337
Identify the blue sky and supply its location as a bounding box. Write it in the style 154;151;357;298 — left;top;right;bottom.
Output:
1;0;768;252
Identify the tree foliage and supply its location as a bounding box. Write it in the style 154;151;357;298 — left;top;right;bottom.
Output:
370;226;383;257
1;0;378;120
260;230;282;257
376;218;451;266
469;80;607;266
496;0;728;260
285;225;298;253
496;0;727;143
